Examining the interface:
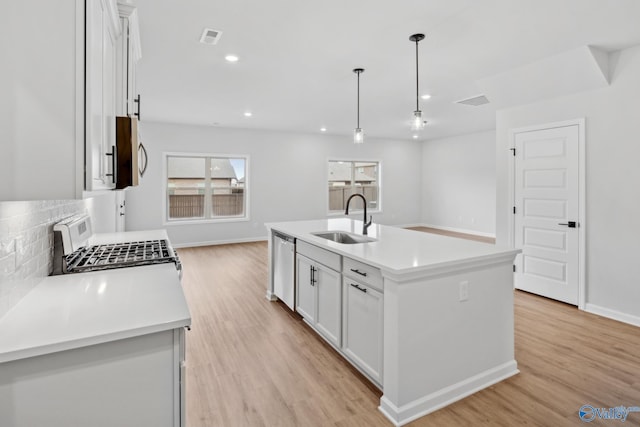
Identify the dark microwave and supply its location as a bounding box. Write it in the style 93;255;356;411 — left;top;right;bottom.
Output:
115;116;148;189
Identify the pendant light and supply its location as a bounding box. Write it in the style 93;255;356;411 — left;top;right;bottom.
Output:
353;68;365;144
409;33;426;131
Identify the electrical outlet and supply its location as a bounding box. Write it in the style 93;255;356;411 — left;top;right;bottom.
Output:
459;280;469;302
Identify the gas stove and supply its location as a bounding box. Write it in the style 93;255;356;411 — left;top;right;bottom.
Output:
63;239;180;274
52;215;181;276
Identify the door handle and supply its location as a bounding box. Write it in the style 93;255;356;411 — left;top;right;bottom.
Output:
105;145;117;184
138;142;148;177
558;221;577;228
134;94;141;120
310;266;316;286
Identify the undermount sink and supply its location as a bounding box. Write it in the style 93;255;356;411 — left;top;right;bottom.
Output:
312;231;376;244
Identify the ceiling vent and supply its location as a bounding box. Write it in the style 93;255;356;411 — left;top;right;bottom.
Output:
200;28;222;45
455;94;490;106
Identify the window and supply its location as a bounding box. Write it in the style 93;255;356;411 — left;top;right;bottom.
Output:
166;154;248;222
328;160;380;213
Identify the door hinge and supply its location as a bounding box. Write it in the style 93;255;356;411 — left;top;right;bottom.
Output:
513;265;516;273
510;148;516;156
513;206;516;214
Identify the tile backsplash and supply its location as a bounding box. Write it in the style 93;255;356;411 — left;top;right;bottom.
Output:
0;200;89;318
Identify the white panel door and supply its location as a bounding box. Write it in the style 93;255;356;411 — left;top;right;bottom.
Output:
514;124;580;304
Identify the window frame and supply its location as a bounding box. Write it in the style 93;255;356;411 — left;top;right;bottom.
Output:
163;152;250;225
326;158;382;216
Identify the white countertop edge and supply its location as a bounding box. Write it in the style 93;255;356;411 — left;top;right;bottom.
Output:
0;318;191;364
381;252;519;282
266;221;520;279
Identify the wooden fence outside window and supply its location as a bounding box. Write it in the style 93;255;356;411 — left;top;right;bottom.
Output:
169;189;244;219
328;185;378;211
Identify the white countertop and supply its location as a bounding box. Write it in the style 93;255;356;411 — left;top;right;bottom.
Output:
266;218;520;277
0;263;190;363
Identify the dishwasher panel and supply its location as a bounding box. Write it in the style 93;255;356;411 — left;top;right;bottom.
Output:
273;231;295;311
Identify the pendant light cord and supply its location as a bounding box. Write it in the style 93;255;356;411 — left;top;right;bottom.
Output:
415;39;420;111
357;71;360;128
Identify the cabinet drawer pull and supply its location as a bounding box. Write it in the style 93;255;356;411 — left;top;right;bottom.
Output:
350;283;367;293
350;268;367;277
310;266;316;286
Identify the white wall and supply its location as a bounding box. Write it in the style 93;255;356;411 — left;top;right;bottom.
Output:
125;122;423;246
421;130;496;236
496;45;640;323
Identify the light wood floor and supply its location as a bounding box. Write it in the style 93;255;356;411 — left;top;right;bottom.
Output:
178;239;640;426
406;226;496;244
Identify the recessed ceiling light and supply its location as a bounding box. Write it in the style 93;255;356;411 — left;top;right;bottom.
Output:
421;94;432;100
320;127;327;132
225;55;239;62
412;135;419;139
244;112;252;117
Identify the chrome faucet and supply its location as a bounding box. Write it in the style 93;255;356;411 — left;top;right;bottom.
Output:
345;194;373;235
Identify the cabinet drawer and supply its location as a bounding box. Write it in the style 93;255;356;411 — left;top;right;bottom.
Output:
343;257;383;292
297;240;341;271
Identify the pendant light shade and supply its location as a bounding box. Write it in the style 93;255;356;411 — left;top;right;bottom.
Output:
409;33;426;131
353;68;365;144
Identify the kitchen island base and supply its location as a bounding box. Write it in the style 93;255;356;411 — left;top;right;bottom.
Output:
266;219;520;426
379;260;518;426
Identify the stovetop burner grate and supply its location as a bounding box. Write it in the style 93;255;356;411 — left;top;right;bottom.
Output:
64;240;178;273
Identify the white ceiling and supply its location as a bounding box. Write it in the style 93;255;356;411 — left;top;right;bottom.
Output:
135;0;640;141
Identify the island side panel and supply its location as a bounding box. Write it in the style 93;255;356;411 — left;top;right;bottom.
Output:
380;260;518;425
266;229;277;301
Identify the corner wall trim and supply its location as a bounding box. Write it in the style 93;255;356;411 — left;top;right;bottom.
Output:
585;304;640;328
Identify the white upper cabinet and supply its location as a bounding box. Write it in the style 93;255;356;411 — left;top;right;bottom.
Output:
0;0;127;200
0;0;84;200
115;4;142;118
86;0;121;191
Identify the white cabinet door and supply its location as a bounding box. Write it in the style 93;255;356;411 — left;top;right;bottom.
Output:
315;265;342;347
86;0;119;191
0;330;179;427
343;279;383;384
296;255;315;323
85;0;107;190
0;0;83;200
115;5;141;118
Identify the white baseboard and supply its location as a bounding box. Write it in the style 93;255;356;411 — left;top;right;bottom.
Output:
407;223;496;239
392;223;426;229
172;236;268;249
378;361;518;426
584;303;640;328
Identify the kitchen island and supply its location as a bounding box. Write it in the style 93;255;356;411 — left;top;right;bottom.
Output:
266;218;520;426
